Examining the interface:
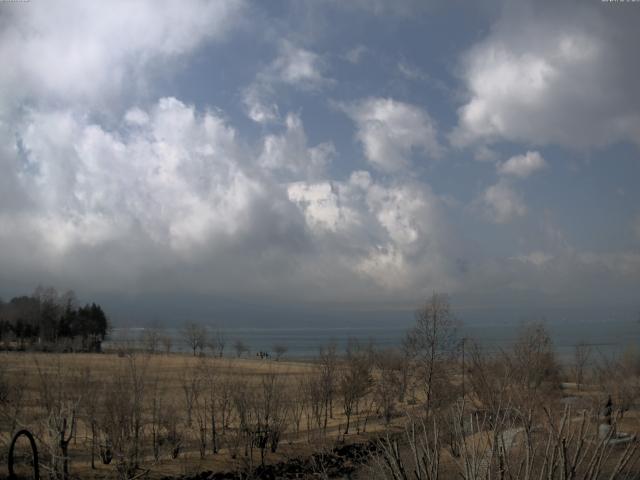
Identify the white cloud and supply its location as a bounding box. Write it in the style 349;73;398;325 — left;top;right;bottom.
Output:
242;41;332;123
288;173;453;292
340;98;441;172
452;2;640;148
242;84;280;124
498;151;546;178
355;246;408;290
259;113;334;179
511;251;553;267
344;45;368;64
271;41;332;90
480;180;526;223
14;98;255;253
365;182;437;250
0;94;460;301
287;182;345;233
0;0;244;109
357;181;452;290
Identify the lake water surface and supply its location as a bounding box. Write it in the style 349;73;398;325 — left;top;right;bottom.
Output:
105;311;640;362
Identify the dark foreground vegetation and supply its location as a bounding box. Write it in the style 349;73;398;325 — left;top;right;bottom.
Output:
1;293;639;479
0;287;109;352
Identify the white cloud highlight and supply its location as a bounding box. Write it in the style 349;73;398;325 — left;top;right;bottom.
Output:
271;41;332;90
453;3;640;148
498;151;546;178
243;41;332;124
16;98;254;253
0;0;244;109
259;113;334;179
340;98;441;172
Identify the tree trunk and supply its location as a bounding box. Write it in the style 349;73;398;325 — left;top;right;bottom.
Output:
91;422;96;469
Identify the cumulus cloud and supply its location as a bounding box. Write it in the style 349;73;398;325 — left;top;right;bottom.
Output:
1;97;338;297
259;113;334;179
480;180;527;223
0;0;244;110
287;173;455;292
3;0;638;312
0;93;459;301
243;85;280;124
498;151;546;178
287;182;348;233
339;98;441;172
270;41;332;90
452;1;640;148
243;41;332;124
13;98;260;253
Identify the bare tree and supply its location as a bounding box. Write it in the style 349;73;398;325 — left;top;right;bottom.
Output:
230;377;252;463
160;333;173;355
99;355;148;479
289;375;307;436
273;344;288;361
252;371;289;464
32;357;78;480
397;338;414;403
572;342;592;390
304;370;326;439
45;403;77;480
76;367;102;469
201;360;220;454
193;369;208;459
182;321;206;356
377;397;640;480
207;328;225;357
180;363;202;427
163;401;183;460
0;360;25;437
339;339;372;434
374;348;402;425
318;342;338;431
407;292;458;413
595;351;639;420
510;322;561;411
217;368;234;436
233;339;249;358
467;341;514;419
376;417;441;480
140;321;162;354
148;375;165;462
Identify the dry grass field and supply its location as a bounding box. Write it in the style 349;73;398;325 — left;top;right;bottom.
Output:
0;350;410;479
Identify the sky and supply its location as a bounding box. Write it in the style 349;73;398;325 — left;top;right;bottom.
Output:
1;0;639;327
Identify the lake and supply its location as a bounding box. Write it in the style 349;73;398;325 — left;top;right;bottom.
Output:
105;308;640;362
